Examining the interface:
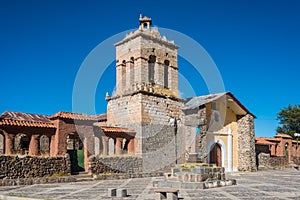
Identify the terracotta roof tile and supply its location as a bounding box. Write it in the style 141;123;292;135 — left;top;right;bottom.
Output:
50;111;96;121
91;113;107;121
0;111;55;128
255;137;274;145
275;133;293;139
100;126;136;134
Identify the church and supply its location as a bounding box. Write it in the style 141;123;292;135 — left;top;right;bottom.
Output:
0;15;256;175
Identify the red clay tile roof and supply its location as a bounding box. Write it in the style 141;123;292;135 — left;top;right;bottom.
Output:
0;111;55;128
50;111;96;121
275;133;293;139
100;126;136;134
255;137;274;145
265;138;281;142
91;113;107;121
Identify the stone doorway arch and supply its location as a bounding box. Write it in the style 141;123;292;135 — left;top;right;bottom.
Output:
210;143;222;167
0;131;5;154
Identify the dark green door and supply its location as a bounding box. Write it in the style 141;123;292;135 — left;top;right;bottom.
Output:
77;149;84;169
67;133;84;173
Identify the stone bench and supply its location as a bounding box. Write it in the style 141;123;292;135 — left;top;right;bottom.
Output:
108;188;127;197
154;188;179;200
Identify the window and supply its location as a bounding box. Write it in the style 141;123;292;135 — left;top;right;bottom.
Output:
148;55;156;83
164;60;169;88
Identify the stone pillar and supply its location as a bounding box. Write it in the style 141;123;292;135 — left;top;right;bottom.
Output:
94;137;100;156
102;136;109;156
5;134;14;155
115;138;123;155
227;129;233;172
50;134;56;156
130;61;134;91
128;138;135;154
116;65;122;95
29;134;39;156
237;114;256;171
108;138;115;155
121;64;126;94
126;62;132;93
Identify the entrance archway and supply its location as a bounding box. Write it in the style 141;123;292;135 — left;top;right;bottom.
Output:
0;132;5;154
210;143;222;167
40;135;50;155
66;133;84;173
14;133;30;155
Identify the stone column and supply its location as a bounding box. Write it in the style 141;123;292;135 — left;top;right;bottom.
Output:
29;134;39;156
121;64;126;94
127;138;135;154
108;138;115;155
49;135;56;156
102;136;109;156
115;138;123;155
227;128;233;172
5;134;14;155
94;137;100;156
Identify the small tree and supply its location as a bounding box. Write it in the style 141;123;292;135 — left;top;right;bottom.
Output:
276;104;300;139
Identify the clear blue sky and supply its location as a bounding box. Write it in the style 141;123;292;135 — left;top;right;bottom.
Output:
0;0;299;137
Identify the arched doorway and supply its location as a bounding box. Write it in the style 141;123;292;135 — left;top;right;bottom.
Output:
0;132;5;154
14;133;30;155
210;143;222;167
66;133;84;173
40;135;50;155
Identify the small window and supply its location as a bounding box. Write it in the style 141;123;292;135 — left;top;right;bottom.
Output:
212;102;217;110
148;55;156;83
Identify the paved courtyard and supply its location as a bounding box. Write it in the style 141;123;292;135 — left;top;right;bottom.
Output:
0;169;299;200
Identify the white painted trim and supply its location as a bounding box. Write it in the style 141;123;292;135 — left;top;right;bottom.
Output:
207;138;226;170
232;167;238;172
227;128;233;172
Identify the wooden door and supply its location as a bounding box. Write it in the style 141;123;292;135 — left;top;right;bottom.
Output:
210;143;222;167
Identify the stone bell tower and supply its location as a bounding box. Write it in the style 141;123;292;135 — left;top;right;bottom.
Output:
114;14;179;97
107;15;183;170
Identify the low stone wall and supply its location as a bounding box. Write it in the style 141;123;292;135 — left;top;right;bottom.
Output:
89;156;143;174
269;156;288;166
0;176;75;186
0;154;71;179
292;156;300;165
93;172;164;180
257;153;288;169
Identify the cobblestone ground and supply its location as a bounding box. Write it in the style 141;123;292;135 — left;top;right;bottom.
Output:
0;169;300;200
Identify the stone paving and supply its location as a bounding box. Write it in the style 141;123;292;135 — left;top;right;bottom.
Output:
0;169;300;200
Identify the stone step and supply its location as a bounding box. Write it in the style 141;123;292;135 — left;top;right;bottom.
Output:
75;177;94;182
71;172;94;182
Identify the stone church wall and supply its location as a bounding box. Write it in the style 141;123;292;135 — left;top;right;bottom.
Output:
183;106;207;163
237;114;257;171
107;92;183;172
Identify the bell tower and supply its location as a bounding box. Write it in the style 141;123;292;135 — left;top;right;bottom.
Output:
107;15;182;162
113;14;179;98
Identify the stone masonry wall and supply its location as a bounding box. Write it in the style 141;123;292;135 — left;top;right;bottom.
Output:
237;114;257;171
183;106;207;163
0;154;71;179
292;156;300;165
257;153;288;169
107;92;183;172
88;156;142;174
